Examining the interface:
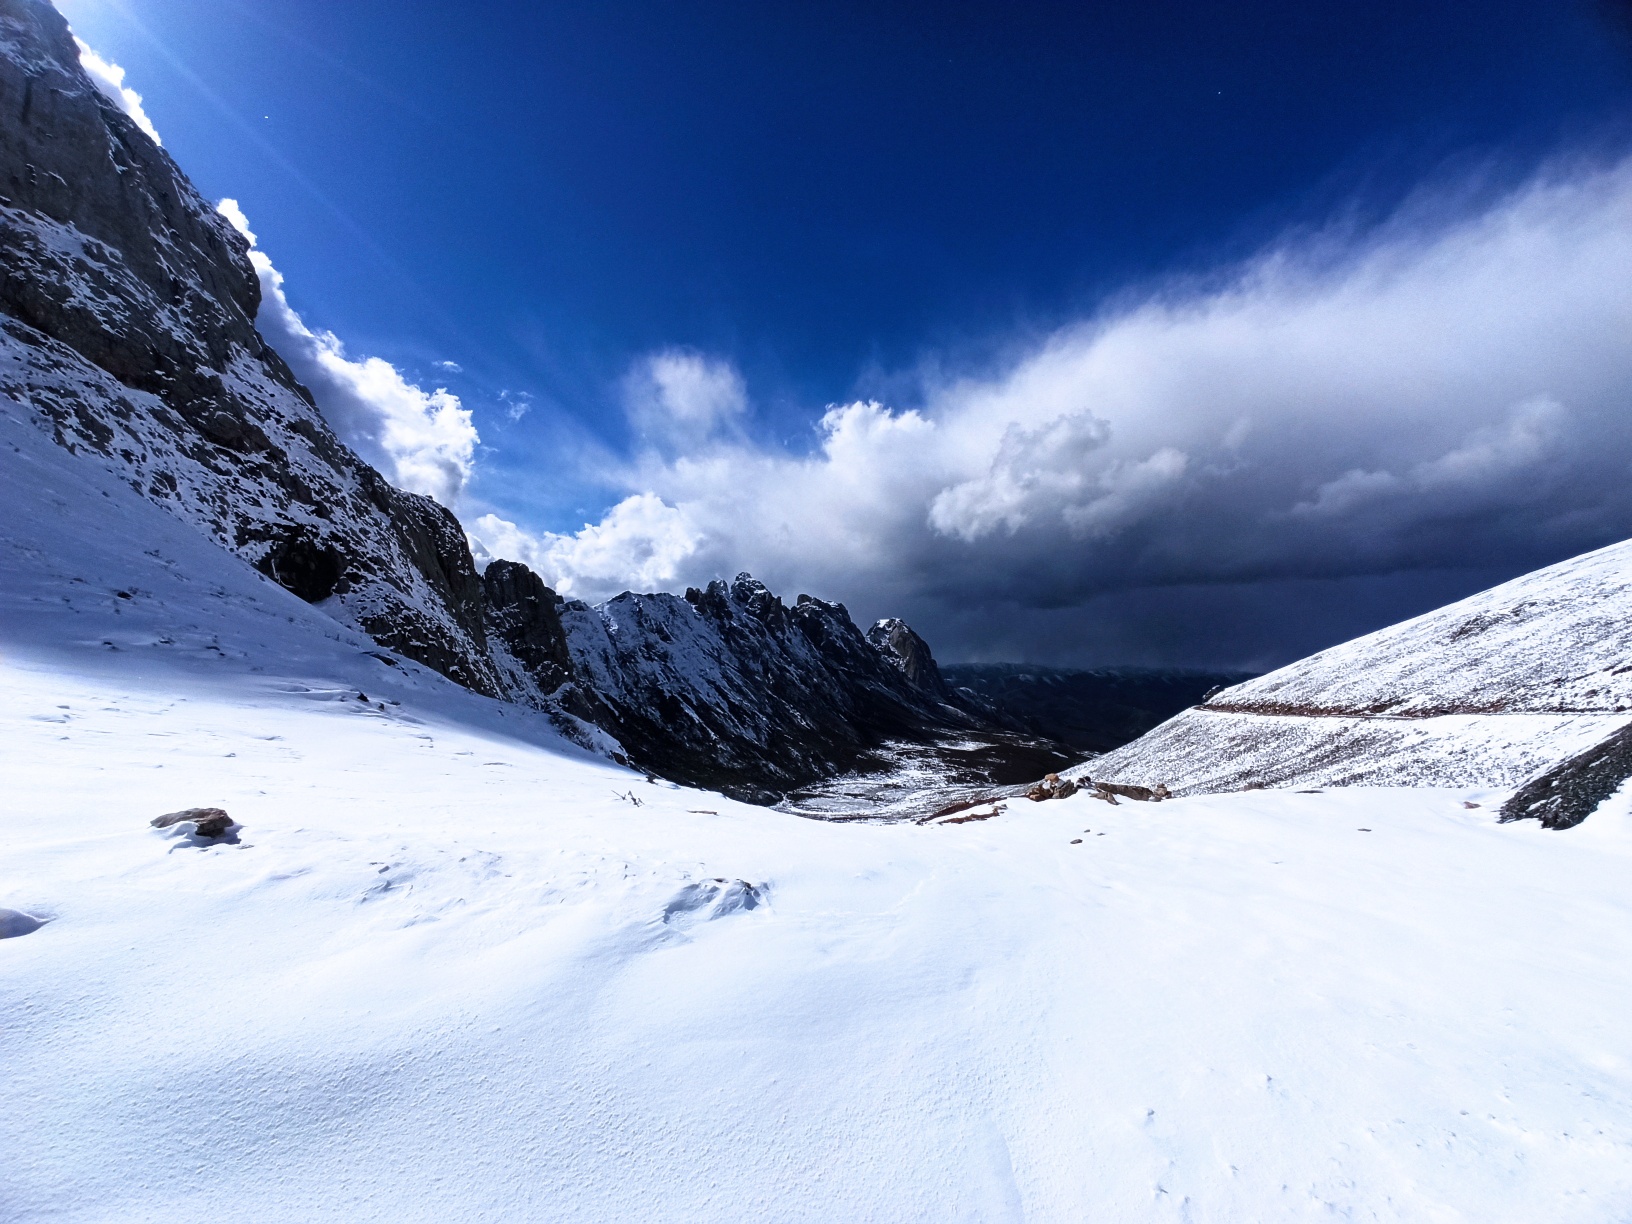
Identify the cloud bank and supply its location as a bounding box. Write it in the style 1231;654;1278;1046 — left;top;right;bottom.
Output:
74;37;161;145
218;200;479;506
471;155;1632;663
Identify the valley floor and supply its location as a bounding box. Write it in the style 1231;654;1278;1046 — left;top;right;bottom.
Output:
4;646;1632;1222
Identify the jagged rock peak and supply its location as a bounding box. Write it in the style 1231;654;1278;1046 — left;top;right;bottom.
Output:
482;561;572;693
868;617;952;700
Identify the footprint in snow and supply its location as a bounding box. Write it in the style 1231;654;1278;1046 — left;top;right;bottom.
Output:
661;878;766;927
0;908;45;939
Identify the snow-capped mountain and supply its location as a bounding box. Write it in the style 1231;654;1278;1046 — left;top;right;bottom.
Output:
553;577;1063;802
0;0;506;695
0;0;1063;801
1090;538;1632;826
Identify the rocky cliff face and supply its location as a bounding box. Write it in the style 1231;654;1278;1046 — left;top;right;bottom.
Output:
867;618;954;701
0;0;506;696
553;576;1050;802
1088;538;1632;826
0;0;1067;803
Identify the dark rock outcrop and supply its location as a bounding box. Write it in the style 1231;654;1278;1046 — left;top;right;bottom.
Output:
151;807;234;838
868;617;954;701
482;560;574;693
1500;724;1632;830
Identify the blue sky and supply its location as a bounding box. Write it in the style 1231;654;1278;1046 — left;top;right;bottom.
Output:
59;0;1632;667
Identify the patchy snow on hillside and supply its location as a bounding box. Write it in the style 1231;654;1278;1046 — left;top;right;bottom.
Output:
5;406;1632;1221
1090;538;1632;796
1209;538;1632;717
1091;706;1632;796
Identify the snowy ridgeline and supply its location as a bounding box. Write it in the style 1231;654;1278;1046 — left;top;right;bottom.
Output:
1089;539;1632;814
5;395;1632;1219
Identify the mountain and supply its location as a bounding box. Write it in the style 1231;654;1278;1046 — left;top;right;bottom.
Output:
0;0;506;695
7;6;1632;1215
527;575;1073;803
0;0;1068;802
942;663;1255;754
1089;539;1632;826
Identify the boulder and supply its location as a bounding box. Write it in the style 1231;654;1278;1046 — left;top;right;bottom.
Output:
151;807;233;838
1094;782;1168;802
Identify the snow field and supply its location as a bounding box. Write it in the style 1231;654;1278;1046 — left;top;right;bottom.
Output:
4;650;1632;1221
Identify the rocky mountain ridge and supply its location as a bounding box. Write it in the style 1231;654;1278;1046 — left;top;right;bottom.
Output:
0;0;1068;802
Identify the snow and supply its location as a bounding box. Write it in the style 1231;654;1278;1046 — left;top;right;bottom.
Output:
1093;706;1632;795
6;402;1632;1220
1091;538;1632;794
1208;538;1632;716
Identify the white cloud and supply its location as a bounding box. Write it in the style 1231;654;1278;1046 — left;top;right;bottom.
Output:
928;410;1115;540
435;360;463;373
499;389;533;423
469;495;700;598
74;37;161;146
475;153;1632;657
624;350;748;451
218;199;479;506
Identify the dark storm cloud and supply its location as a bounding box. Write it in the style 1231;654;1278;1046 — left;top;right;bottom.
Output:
470;156;1632;666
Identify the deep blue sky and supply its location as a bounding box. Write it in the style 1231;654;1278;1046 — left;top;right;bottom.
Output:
62;2;1632;480
55;0;1632;665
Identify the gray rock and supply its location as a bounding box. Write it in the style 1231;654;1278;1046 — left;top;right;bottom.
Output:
1500;723;1632;830
151;807;233;838
868;617;953;700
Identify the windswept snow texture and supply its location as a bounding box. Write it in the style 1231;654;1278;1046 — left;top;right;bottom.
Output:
6;314;1632;1224
1091;539;1632;798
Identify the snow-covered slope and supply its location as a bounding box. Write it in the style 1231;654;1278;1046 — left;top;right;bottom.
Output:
1090;540;1632;824
6;393;1632;1221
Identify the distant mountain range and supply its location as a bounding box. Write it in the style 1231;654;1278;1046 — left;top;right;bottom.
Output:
942;664;1254;755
